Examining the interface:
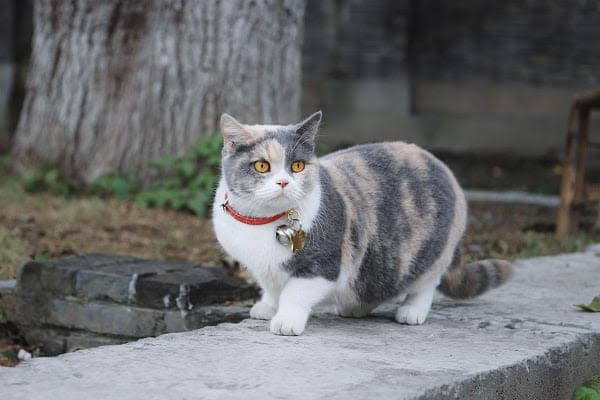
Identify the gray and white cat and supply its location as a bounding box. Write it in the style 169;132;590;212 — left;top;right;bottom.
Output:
212;111;512;336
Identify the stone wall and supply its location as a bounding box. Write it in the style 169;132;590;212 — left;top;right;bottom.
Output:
302;0;600;158
412;0;600;86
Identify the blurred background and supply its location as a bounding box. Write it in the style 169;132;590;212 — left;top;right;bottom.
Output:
0;0;600;192
1;0;600;364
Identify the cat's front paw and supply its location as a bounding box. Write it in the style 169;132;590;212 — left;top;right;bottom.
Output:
249;301;276;320
269;310;308;336
395;304;429;325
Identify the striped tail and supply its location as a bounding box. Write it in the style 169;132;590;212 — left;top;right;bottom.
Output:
438;249;513;299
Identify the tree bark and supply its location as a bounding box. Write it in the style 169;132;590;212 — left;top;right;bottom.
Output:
13;0;305;183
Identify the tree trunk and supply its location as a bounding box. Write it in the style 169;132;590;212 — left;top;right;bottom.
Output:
13;0;305;184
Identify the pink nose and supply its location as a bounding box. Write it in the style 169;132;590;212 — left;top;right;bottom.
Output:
276;180;289;188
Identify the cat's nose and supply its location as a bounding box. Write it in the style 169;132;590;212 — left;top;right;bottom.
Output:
276;180;289;188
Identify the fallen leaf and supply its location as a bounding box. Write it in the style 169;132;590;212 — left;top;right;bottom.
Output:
572;375;600;400
576;296;600;312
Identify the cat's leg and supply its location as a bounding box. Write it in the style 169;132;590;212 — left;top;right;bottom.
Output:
250;291;277;320
270;277;334;336
337;303;375;318
395;279;438;325
249;268;288;320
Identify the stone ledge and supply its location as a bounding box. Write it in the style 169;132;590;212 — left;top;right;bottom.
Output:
1;254;256;355
1;251;600;399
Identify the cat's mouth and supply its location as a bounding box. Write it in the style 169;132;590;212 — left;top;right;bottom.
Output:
267;191;297;208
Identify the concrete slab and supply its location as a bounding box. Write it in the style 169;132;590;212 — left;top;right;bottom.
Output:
2;251;600;400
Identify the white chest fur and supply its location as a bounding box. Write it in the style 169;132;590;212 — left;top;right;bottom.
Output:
212;179;322;293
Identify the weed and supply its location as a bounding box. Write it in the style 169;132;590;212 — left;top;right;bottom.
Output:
0;154;11;174
22;167;75;196
514;231;600;259
133;135;223;215
0;227;31;279
18;135;223;216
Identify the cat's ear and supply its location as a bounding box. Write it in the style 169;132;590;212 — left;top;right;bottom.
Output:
295;111;322;141
220;113;255;154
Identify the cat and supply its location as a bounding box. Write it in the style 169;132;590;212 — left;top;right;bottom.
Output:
212;111;512;336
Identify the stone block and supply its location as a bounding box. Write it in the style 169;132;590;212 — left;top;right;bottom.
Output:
16;254;257;308
17;254;144;298
24;327;132;356
3;254;256;356
6;290;250;340
164;305;249;332
136;267;257;309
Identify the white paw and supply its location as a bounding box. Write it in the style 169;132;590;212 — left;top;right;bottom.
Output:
395;304;429;325
269;310;308;336
249;301;276;320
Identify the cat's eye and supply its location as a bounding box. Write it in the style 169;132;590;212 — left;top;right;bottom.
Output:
253;160;270;173
291;161;305;173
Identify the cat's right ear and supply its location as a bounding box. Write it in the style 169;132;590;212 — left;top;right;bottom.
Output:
220;113;254;154
295;111;322;142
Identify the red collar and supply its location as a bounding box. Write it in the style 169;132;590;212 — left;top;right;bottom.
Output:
221;193;287;225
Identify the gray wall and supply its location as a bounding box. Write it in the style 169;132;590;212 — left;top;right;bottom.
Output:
302;0;600;158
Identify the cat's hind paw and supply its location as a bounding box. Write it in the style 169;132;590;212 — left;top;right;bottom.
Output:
249;301;276;320
269;311;308;336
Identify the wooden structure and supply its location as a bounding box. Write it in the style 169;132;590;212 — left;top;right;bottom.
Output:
557;90;600;234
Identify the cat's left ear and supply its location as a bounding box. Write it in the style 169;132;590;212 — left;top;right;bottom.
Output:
295;111;322;141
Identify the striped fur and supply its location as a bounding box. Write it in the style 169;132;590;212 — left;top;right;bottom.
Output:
212;112;513;335
438;249;513;299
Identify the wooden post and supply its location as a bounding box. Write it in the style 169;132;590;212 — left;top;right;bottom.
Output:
557;90;600;234
557;106;580;234
574;108;590;201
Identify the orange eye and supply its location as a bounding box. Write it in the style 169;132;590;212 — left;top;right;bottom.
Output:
253;160;270;173
291;161;305;173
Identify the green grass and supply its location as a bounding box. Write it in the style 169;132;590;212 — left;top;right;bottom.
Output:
0;226;30;279
514;231;600;259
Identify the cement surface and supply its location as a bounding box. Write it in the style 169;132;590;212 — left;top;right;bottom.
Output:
2;251;600;400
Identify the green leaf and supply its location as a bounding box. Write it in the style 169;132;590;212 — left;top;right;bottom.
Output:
111;177;133;200
576;296;600;312
176;159;195;179
155;176;183;189
44;169;60;186
573;375;600;400
149;155;178;169
22;169;44;192
0;154;12;173
34;252;50;262
186;192;209;215
92;174;133;200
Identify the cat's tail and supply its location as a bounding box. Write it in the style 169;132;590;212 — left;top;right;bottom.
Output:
437;248;513;299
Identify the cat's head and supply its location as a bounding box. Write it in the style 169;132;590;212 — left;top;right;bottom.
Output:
219;111;322;213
